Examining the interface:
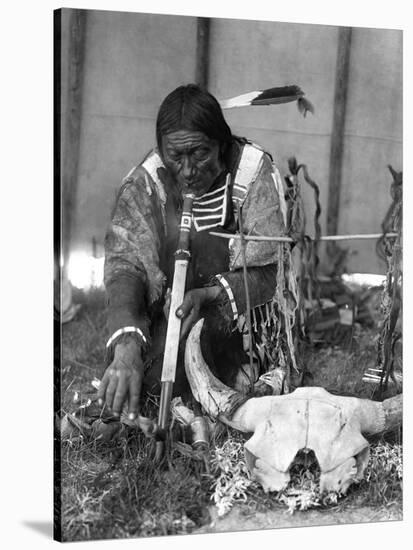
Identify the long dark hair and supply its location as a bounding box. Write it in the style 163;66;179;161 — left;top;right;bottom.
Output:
156;84;233;155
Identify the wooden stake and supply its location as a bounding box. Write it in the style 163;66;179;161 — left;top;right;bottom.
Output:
209;231;397;243
327;27;352;257
237;204;254;390
61;9;87;265
195;18;210;89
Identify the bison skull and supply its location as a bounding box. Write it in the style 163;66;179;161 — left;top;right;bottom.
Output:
185;319;402;495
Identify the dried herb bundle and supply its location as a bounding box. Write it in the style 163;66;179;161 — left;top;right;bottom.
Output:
375;166;402;396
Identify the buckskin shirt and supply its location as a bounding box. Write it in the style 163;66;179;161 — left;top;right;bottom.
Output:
104;137;287;394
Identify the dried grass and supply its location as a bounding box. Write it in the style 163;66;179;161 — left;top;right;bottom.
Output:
58;289;402;541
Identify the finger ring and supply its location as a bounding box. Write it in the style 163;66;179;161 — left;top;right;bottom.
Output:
109;368;116;376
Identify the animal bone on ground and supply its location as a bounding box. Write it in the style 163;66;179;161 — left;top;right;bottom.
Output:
185;319;402;494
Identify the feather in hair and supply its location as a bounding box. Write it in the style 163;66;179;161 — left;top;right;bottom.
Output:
219;85;314;116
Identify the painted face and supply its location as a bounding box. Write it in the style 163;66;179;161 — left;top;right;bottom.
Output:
160;130;225;197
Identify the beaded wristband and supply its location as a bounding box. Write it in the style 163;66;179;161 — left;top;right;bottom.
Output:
214;274;239;320
106;326;147;349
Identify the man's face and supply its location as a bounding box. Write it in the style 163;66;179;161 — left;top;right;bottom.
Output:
160;130;224;197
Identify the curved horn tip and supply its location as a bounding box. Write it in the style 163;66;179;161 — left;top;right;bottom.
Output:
184;317;246;420
382;393;403;432
187;317;205;342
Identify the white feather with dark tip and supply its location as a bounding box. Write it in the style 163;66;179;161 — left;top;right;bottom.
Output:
219;85;314;117
219;90;263;109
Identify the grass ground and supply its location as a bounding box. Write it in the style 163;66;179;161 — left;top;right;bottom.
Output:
57;289;402;542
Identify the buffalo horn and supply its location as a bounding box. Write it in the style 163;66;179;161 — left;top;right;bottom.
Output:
184;319;249;422
356;393;402;435
185;319;403;435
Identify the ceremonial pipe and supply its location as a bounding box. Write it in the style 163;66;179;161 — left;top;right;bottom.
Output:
209;231;398;242
155;193;195;461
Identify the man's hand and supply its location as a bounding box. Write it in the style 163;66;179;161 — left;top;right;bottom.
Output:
97;338;143;420
175;286;221;340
